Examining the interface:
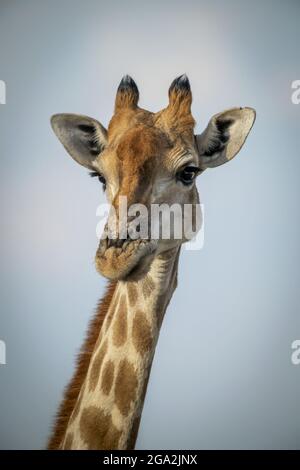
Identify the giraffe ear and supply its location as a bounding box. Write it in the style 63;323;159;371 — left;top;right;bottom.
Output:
195;107;256;169
51;113;108;170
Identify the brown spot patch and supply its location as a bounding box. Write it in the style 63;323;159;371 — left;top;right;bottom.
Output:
101;360;115;396
63;432;74;449
127;282;138;307
142;275;155;299
112;298;127;347
132;310;153;355
79;406;121;450
89;340;108;392
115;359;138;416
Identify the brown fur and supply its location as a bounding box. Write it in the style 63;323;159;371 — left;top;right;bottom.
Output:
114;359;138;416
47;281;116;449
127;363;152;449
112;299;128;347
142;275;155;298
132;310;153;355
101;360;115;396
79;406;122;450
127;282;138;307
115;81;139;112
113;124;171;207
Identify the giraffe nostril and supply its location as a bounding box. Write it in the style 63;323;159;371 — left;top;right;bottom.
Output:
108;234;132;249
115;238;126;248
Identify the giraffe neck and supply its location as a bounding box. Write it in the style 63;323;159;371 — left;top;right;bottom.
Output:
61;247;180;450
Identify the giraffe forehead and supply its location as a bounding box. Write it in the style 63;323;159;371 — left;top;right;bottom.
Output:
116;126;169;170
97;111;199;206
99;125;170;201
103;128;196;182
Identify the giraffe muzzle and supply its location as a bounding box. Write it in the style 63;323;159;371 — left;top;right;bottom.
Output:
95;236;157;281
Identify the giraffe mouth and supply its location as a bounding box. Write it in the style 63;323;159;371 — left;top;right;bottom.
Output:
95;237;158;280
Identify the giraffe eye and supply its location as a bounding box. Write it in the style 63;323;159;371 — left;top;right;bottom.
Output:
89;171;107;190
176;166;200;186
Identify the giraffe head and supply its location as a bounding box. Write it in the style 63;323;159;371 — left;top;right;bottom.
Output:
51;75;255;280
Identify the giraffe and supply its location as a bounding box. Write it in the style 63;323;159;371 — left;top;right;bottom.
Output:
48;75;256;450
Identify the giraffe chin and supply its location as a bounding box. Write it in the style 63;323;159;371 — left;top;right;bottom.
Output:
95;238;158;281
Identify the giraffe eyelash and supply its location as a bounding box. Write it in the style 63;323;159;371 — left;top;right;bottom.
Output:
89;171;107;190
89;171;100;178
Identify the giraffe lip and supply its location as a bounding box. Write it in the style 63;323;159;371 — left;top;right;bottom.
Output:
97;236;152;256
95;238;158;280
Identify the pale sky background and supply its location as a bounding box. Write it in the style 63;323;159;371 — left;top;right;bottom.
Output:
0;0;299;449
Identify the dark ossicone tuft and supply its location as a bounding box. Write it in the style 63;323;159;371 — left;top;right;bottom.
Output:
118;75;139;96
168;74;191;97
115;75;139;110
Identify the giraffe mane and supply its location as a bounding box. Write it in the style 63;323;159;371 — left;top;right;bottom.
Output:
47;281;117;449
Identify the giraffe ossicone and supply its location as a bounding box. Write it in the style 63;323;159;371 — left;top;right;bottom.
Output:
48;75;256;449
